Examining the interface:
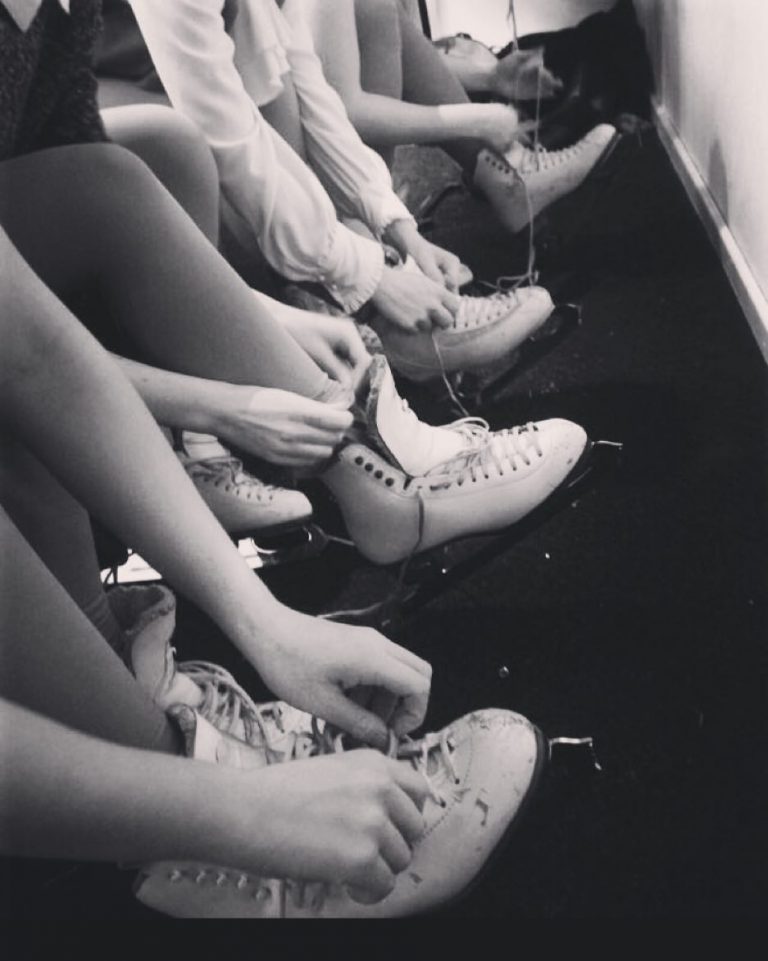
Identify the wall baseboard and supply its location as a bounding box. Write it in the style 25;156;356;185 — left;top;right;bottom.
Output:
652;100;768;363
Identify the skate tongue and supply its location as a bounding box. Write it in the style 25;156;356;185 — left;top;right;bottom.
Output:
504;141;527;169
124;587;203;712
169;706;259;767
363;356;464;476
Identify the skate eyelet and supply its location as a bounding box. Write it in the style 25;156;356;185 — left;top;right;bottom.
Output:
355;456;364;465
374;470;383;479
365;463;373;472
385;477;394;486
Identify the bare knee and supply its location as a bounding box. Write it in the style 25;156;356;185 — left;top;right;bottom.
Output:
102;105;219;239
102;104;215;185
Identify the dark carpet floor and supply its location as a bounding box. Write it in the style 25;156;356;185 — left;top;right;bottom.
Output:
4;131;767;920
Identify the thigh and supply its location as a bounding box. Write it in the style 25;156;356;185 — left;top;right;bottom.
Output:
102;104;220;242
0;437;113;639
354;0;403;98
0;505;175;752
0;143;153;298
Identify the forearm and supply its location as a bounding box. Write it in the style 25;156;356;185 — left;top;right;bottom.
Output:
128;0;382;312
343;90;481;148
0;701;253;868
113;355;235;435
278;3;414;234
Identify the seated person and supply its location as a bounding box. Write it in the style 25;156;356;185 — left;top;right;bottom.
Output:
0;221;543;918
1;0;591;559
304;0;619;233
96;0;562;384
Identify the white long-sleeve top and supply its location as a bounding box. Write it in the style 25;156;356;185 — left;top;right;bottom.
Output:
127;0;415;312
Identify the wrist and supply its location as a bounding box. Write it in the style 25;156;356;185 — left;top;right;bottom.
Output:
207;382;254;447
167;758;273;870
225;592;295;667
382;218;419;256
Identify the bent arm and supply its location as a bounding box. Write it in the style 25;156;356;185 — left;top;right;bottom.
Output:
278;0;414;236
304;0;485;148
128;0;384;312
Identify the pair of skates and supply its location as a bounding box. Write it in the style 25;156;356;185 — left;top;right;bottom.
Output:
111;292;615;617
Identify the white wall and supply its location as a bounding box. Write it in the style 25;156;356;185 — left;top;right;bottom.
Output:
424;0;615;47
634;0;768;356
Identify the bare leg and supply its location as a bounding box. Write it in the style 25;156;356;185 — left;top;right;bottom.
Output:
355;0;484;172
0;438;123;655
304;0;511;169
101;103;221;245
0;144;329;397
0;506;177;753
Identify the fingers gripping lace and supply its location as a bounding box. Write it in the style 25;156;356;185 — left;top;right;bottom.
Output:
391;730;458;807
161;695;456;915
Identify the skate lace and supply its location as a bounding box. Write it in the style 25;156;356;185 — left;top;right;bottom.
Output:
162;715;456;915
519;139;586;174
420;422;543;488
273;723;457;914
174;659;304;758
309;721;458;806
184;455;275;501
454;287;523;329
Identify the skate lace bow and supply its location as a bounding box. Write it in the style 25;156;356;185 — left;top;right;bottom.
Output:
424;422;542;484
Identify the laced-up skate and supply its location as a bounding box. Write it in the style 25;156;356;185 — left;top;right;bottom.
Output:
373;261;554;383
134;706;546;918
177;432;312;536
474;123;619;233
320;356;589;563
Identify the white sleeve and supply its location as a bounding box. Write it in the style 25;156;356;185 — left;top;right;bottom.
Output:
275;0;415;237
127;0;384;313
